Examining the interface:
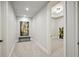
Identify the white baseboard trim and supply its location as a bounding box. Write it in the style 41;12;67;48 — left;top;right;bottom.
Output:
33;39;48;54
8;41;16;57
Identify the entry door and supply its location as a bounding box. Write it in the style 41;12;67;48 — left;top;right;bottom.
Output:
0;44;1;56
0;1;2;57
66;1;78;57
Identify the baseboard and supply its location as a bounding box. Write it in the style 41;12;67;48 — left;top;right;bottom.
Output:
33;39;48;54
8;41;16;57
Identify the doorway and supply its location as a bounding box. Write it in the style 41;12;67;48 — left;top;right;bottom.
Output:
0;1;78;57
48;2;65;57
47;1;79;57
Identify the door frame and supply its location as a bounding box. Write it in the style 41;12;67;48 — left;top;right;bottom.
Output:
64;1;67;57
64;1;78;57
75;1;78;57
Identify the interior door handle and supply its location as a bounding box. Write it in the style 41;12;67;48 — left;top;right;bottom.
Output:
78;42;79;45
0;40;3;42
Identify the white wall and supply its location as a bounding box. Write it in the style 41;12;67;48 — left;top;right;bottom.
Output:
50;17;64;38
1;1;17;56
7;2;17;56
50;14;64;52
31;6;48;53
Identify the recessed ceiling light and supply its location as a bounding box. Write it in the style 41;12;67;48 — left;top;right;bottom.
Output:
26;8;29;11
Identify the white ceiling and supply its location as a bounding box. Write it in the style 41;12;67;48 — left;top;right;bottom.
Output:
11;1;49;18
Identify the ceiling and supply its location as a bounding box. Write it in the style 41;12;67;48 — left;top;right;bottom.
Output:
11;1;49;18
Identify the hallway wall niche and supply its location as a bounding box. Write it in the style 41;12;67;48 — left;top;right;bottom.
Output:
16;17;32;42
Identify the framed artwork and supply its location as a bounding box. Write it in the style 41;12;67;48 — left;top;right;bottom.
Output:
59;27;64;39
20;21;29;36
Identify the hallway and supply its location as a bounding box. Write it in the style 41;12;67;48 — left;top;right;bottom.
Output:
11;39;64;57
0;1;78;57
0;1;65;57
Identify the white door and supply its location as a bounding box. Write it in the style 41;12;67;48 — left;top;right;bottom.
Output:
0;2;2;57
66;1;78;57
0;43;2;57
77;2;79;57
0;44;1;57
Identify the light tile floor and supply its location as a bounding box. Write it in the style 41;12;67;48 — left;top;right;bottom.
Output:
11;40;64;57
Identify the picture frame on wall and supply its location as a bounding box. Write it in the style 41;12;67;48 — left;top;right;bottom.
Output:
20;21;29;36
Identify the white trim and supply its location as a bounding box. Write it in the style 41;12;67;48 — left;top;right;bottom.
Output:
75;1;78;57
33;39;48;54
66;2;78;56
64;1;67;57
